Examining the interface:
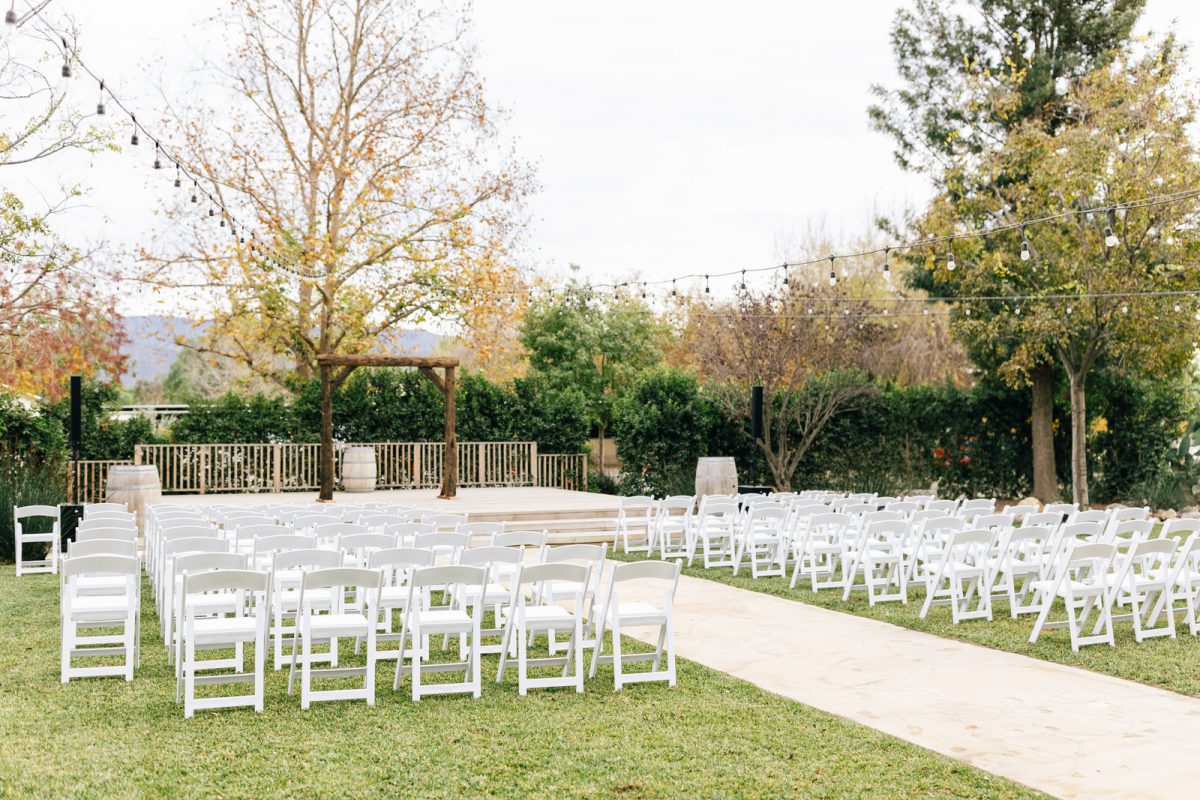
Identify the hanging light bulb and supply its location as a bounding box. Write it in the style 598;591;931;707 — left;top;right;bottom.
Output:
59;38;73;84
883;307;889;316
174;164;181;188
190;180;198;203
152;143;162;169
129;115;139;146
1174;301;1182;313
1104;224;1119;248
807;306;813;315
208;204;215;217
843;307;850;316
1014;304;1021;315
4;7;18;28
883;248;891;280
829;257;837;287
96;81;106;115
219;214;226;228
671;279;677;298
783;267;789;287
640;283;646;300
740;270;746;291
964;305;971;316
1066;305;1073;315
922;306;929;316
1121;303;1128;314
1020;230;1030;262
946;246;956;271
704;275;710;294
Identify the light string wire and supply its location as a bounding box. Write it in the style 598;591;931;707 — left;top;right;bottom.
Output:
23;6;1200;301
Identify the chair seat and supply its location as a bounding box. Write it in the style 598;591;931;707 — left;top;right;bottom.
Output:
77;575;130;591
192;616;259;644
411;609;473;633
66;594;135;621
607;602;667;626
307;612;370;637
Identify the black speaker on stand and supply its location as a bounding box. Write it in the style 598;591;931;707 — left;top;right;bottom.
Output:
62;375;84;551
750;385;764;440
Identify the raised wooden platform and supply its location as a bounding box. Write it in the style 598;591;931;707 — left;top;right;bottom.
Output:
163;487;631;544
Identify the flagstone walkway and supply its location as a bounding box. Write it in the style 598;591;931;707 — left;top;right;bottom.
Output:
621;573;1200;799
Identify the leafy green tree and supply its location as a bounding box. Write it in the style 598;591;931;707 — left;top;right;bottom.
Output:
614;369;711;495
871;0;1147;500
916;41;1200;504
521;282;667;470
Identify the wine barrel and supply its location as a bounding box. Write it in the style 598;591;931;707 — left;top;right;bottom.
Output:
342;446;377;493
695;457;738;497
105;465;161;536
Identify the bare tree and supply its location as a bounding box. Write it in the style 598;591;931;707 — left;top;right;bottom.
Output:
682;282;880;490
143;0;533;391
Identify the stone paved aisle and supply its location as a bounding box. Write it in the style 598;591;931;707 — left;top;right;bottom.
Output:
620;573;1200;799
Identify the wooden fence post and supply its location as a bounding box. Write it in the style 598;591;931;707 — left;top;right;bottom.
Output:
273;444;282;492
199;445;207;495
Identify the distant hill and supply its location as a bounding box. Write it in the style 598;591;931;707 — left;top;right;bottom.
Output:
119;315;445;386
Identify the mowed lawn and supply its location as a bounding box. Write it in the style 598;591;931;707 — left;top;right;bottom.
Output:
611;546;1200;698
0;572;1042;799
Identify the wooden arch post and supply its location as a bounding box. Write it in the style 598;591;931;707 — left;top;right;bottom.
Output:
314;354;460;502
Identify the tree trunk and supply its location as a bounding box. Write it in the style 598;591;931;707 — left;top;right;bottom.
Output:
1030;364;1058;502
438;366;458;499
318;364;334;502
1066;368;1089;507
596;423;606;478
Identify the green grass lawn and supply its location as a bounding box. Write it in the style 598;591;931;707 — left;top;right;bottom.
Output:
0;571;1042;799
611;547;1200;698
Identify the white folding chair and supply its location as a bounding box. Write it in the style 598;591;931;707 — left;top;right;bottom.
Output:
588;560;681;690
159;537;230;641
288;567;383;709
789;512;850;591
177;569;270;718
393;565;487;701
654;496;695;560
539;543;608;655
457;546;522;655
1029;543;1117;651
60;555;139;682
369;547;435;660
1108;538;1177;643
385;522;436;547
687;501;738;568
497;562;591;695
337;532;397;569
732;504;788;579
271;548;343;670
423;513;469;531
166;551;247;668
458;522;505;545
994;525;1053;618
617;496;656;554
919;529;994;622
842;519;908;605
14;505;60;576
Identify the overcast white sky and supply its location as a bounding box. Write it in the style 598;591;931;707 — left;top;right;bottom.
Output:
7;0;1200;314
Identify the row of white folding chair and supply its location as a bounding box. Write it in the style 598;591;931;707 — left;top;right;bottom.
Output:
173;544;651;713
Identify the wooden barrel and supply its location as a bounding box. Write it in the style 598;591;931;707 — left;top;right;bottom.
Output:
695;457;738;497
105;465;161;535
342;446;377;493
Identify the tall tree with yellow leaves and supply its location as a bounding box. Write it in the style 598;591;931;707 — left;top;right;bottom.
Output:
144;0;532;392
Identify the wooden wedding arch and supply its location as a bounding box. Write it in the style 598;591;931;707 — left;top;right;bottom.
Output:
315;354;460;502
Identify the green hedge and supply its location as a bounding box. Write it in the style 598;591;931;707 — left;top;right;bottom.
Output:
612;368;1198;503
173;369;592;454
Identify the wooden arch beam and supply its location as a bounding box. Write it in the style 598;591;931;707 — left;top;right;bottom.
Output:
315;353;460;502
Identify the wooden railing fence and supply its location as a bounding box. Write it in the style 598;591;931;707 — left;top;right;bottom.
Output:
124;442;585;496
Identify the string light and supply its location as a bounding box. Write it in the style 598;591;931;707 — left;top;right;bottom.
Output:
1105;211;1120;247
828;257;836;287
174;164;181;188
190;180;198;203
882;248;890;280
95;80;105;116
129;115;138;146
704;275;710;294
740;270;746;291
1020;229;1030;261
152;143;162;170
946;241;956;271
